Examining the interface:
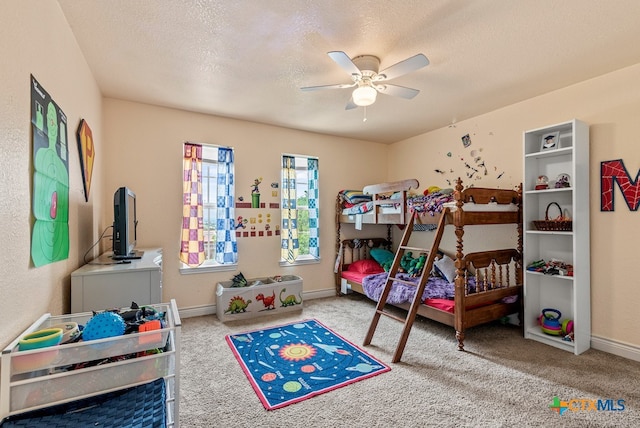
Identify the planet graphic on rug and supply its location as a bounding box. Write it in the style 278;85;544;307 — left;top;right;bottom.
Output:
346;363;384;373
279;343;316;361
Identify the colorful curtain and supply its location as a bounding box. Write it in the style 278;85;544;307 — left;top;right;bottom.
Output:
307;157;319;258
281;155;298;263
180;143;205;266
215;147;237;264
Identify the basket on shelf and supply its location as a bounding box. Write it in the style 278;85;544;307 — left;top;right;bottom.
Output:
533;202;572;231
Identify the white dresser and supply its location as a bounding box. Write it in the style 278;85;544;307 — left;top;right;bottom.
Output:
71;248;163;313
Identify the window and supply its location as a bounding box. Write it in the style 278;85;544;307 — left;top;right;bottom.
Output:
281;154;319;264
180;143;236;273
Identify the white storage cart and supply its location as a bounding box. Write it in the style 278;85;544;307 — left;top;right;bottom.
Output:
0;300;181;427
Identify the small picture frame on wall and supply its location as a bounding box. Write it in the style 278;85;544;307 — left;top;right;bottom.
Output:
540;131;560;151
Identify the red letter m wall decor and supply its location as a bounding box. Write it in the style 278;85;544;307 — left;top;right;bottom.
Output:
601;159;640;211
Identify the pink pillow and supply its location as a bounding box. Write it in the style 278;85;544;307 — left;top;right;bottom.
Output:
348;259;384;274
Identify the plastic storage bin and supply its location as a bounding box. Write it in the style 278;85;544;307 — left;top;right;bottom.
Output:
1;300;181;427
216;275;303;322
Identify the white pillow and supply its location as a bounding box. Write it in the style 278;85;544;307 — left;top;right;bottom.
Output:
434;254;457;283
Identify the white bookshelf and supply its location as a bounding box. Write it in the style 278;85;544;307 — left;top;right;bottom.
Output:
522;119;590;354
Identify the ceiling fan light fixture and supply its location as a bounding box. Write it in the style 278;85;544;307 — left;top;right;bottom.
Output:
352;85;377;107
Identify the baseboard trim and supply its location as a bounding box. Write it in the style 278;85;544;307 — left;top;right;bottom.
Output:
178;304;216;319
178;288;337;319
591;335;640;362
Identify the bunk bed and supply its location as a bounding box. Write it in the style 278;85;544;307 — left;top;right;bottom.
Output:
335;178;523;360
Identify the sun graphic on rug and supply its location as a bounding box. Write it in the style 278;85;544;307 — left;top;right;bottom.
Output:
279;343;317;361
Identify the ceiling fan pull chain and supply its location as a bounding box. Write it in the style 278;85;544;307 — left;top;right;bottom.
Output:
363;106;367;122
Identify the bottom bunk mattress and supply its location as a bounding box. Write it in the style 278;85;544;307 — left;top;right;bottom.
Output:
361;272;472;313
360;272;518;314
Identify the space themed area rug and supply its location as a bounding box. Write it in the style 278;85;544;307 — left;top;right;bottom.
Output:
225;319;390;410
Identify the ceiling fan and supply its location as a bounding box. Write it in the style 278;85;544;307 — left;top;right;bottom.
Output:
301;51;429;110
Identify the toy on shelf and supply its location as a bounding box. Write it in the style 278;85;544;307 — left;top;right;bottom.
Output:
554;173;571;188
538;308;574;341
535;175;549;190
526;259;573;276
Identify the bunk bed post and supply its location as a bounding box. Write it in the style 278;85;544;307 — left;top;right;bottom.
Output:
453;178;466;350
516;183;523;283
336;194;342;254
336;194;343;296
516;183;524;330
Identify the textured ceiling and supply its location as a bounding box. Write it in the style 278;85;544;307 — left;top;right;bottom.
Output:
57;0;640;144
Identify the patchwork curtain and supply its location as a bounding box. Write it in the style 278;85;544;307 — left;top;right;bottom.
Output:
307;157;319;258
180;143;205;267
215;147;237;264
281;155;298;263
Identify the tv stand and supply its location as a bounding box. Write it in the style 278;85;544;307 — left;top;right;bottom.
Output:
111;249;145;260
71;248;162;312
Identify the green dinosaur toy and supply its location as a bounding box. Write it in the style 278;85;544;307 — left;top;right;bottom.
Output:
224;296;252;314
279;288;302;307
409;253;428;277
399;251;418;273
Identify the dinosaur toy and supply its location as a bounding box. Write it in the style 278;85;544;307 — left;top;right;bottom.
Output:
231;272;248;287
279;288;302;307
408;253;428;277
399;251;418;273
224;296;251;314
256;291;276;310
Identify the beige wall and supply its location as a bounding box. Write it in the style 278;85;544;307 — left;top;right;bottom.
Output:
0;1;104;348
102;99;388;310
388;64;640;347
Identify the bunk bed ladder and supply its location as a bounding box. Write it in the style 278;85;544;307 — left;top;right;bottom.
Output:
363;208;450;363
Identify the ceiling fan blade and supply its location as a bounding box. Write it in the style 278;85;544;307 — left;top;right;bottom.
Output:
345;97;358;110
377;84;420;99
301;82;355;91
375;53;429;81
328;51;362;77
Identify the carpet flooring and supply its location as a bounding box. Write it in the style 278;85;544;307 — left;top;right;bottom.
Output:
179;293;640;427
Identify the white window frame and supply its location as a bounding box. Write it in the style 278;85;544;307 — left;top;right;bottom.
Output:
180;143;237;274
279;153;320;267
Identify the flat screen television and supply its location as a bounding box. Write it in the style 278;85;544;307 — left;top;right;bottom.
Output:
112;186;142;260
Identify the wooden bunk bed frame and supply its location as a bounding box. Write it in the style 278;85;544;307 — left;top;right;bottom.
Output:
336;178;523;361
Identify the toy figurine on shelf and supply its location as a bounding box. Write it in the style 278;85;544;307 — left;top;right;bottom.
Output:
535;175;549;190
555;173;571;188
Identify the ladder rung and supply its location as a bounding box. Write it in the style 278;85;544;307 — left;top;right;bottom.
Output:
399;246;431;253
387;276;419;286
376;309;406;323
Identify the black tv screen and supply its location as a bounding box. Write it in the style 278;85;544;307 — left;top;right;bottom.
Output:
112;186;140;259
